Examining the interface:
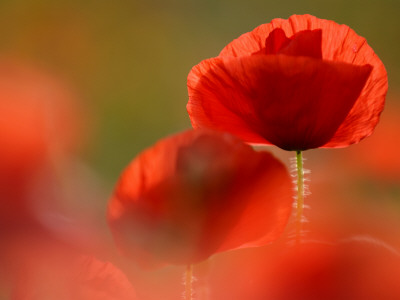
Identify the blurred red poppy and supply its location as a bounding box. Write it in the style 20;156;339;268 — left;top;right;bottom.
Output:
0;58;103;300
0;58;84;173
332;100;400;182
0;58;85;229
259;241;400;300
12;250;137;300
206;179;400;300
187;14;387;150
107;129;292;266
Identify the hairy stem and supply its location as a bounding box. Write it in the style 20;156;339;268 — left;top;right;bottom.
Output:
295;150;304;245
185;264;193;300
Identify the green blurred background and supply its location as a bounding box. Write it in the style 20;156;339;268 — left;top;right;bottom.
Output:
1;0;398;187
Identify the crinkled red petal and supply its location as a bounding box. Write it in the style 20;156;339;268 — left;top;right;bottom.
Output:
188;55;372;150
215;14;387;148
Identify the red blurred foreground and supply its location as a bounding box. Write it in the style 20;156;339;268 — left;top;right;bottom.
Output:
108;129;292;267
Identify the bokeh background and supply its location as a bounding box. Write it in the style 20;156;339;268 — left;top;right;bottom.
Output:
0;0;399;184
1;0;400;299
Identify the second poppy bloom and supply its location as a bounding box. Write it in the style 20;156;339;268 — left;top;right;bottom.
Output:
187;14;388;150
107;129;292;266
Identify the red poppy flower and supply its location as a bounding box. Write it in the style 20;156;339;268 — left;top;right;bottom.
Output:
107;129;292;266
187;14;388;150
0;58;85;229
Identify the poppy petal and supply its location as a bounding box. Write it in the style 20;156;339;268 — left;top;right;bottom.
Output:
219;15;355;59
187;58;267;145
215;152;292;252
188;55;372;150
259;28;322;58
108;130;292;265
74;256;137;300
206;14;387;149
322;26;388;147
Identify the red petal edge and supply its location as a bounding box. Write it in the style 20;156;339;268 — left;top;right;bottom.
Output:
215;14;387;148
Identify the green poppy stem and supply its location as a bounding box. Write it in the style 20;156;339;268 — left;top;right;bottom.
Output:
295;150;304;245
185;264;193;300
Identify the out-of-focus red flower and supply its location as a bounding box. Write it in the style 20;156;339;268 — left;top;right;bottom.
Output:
107;129;292;266
258;241;400;300
0;58;99;300
187;14;387;151
205;175;400;300
11;248;137;300
331;100;400;182
0;58;84;172
0;58;85;228
72;256;137;300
